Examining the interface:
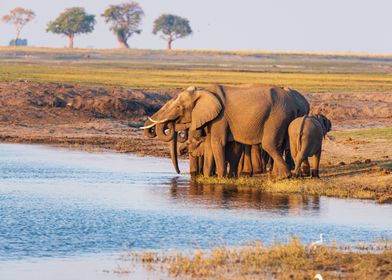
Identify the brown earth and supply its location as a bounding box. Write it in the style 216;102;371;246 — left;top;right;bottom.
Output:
0;81;391;162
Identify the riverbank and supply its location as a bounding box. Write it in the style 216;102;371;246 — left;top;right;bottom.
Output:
126;239;392;279
0;79;391;202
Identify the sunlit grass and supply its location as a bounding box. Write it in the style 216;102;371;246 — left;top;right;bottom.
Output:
194;171;391;202
2;62;392;92
2;47;392;92
3;46;392;59
129;238;392;279
332;126;392;140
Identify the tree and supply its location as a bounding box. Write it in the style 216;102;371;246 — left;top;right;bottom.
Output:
153;14;192;50
102;2;144;49
47;7;96;49
2;7;35;46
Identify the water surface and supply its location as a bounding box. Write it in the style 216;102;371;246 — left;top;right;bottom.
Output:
0;144;391;278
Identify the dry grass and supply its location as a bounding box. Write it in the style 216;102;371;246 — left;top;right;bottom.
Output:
195;163;392;203
2;63;392;92
2;47;392;92
129;239;392;279
3;46;392;59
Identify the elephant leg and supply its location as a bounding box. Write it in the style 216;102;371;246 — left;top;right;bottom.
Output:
311;150;321;178
266;155;273;173
198;156;204;175
260;148;269;173
210;122;228;178
302;159;311;177
203;133;214;176
293;154;304;178
284;146;295;170
240;145;252;177
251;144;263;175
189;154;198;177
227;142;242;178
262;121;291;179
237;149;244;175
211;138;226;178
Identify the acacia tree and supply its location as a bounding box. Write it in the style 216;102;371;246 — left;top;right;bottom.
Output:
47;7;96;48
153;14;192;50
2;7;35;46
102;2;144;49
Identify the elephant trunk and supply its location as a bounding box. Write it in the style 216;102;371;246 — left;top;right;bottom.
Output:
142;119;157;138
156;122;175;142
169;131;180;174
144;127;156;138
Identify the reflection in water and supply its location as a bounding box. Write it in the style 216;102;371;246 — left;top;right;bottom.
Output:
0;144;391;263
169;179;320;215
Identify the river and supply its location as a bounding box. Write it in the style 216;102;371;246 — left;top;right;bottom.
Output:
0;144;391;279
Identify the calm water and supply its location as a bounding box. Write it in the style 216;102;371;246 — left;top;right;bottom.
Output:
0;144;391;278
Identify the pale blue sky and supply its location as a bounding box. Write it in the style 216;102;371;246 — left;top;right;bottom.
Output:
0;0;391;53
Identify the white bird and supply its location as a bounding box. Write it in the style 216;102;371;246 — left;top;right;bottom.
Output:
315;274;323;280
311;234;324;247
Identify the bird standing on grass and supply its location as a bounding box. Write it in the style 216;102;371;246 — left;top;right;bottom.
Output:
315;273;323;280
311;234;324;247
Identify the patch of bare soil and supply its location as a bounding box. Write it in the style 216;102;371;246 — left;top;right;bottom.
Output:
0;81;391;161
0;81;178;157
306;91;392;129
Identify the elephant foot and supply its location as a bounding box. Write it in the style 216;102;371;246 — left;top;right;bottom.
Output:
190;172;198;177
301;170;311;177
240;172;252;177
291;172;300;179
311;170;320;178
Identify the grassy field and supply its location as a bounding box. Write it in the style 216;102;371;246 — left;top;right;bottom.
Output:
2;47;392;92
129;238;392;279
333;126;392;140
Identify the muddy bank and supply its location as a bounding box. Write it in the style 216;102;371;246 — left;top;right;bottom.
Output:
0;81;391;158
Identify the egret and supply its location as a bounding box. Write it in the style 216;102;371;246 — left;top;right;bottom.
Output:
311;234;324;247
315;273;323;280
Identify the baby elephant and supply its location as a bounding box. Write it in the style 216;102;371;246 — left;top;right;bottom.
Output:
288;114;332;178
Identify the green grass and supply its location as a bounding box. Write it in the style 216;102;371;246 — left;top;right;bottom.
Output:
2;47;392;92
332;127;392;140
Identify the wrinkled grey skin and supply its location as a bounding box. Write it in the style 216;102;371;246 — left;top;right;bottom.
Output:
143;84;309;178
179;135;243;178
288;114;332;178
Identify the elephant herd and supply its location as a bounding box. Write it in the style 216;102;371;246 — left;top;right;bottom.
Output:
141;84;331;179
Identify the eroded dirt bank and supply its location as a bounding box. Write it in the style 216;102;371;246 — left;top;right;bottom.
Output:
0;81;391;159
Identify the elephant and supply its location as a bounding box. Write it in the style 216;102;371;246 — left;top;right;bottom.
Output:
178;129;206;176
141;84;309;178
288;114;332;178
179;132;244;178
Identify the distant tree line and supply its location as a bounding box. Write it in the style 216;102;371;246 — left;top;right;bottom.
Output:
1;1;192;49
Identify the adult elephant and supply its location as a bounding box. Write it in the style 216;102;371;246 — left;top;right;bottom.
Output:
141;84;309;178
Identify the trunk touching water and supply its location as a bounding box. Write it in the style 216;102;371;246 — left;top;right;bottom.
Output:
155;121;180;174
170;132;180;174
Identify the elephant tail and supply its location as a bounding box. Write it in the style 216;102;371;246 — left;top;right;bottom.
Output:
297;115;308;153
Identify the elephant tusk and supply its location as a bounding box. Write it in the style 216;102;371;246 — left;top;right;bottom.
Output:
139;123;156;129
148;117;168;124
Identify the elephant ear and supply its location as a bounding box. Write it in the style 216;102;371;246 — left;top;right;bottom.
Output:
190;91;222;131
